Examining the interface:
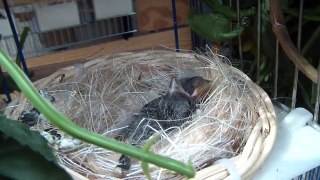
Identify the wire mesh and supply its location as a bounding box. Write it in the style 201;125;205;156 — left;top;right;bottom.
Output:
291;0;304;110
236;0;243;70
0;0;137;58
256;0;261;84
189;0;212;51
314;60;320;124
273;40;279;98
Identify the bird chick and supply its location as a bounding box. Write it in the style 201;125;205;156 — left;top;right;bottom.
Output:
180;76;211;103
119;76;196;145
114;76;211;174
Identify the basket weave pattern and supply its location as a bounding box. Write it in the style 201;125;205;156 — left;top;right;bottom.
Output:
5;50;276;179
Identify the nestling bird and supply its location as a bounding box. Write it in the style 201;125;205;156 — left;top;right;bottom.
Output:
115;76;211;173
180;76;211;103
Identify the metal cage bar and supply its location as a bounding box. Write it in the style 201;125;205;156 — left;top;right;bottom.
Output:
2;0;29;77
1;0;138;59
291;0;304;110
171;0;180;51
256;0;261;84
236;0;243;70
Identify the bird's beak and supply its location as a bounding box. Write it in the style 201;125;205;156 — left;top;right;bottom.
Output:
191;81;211;103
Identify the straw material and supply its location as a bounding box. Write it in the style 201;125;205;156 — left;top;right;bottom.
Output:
5;49;276;179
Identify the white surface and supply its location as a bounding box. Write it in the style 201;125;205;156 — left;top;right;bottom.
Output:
253;107;320;179
93;0;133;20
215;158;240;180
35;2;80;31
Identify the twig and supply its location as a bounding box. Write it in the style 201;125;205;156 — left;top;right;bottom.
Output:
269;0;318;83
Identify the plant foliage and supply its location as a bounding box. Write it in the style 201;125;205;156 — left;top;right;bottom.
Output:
187;0;255;42
0;115;71;180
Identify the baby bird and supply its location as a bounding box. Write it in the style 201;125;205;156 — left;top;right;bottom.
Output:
121;77;196;144
115;76;211;173
180;76;211;103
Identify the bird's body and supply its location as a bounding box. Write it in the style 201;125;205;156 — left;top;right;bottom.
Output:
118;77;196;145
115;76;211;173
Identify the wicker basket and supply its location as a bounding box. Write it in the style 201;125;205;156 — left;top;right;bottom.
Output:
5;50;276;179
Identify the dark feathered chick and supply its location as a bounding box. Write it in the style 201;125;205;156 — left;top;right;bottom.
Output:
120;76;196;144
115;76;211;173
121;76;212;143
180;76;211;103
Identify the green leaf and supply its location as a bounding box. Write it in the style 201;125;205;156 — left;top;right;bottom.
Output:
201;0;256;19
188;14;244;42
219;26;245;40
15;27;30;68
0;115;57;163
0;115;71;179
0;135;71;180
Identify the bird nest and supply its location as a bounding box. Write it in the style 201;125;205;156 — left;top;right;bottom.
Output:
5;49;276;179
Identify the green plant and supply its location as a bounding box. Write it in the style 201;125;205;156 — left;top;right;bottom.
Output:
189;0;320;113
0;115;71;179
0;27;32;95
187;0;256;42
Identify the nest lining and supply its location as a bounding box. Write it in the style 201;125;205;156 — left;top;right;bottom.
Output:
7;50;262;179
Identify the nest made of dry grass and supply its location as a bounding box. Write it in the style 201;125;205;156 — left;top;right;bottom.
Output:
5;49;276;179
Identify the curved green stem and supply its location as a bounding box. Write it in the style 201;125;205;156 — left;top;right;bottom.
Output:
141;134;161;180
283;7;320;22
301;25;320;56
0;50;195;178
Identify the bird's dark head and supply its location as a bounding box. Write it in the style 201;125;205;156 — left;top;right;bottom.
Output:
159;77;196;128
180;76;211;103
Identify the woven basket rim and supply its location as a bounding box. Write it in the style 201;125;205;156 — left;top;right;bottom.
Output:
5;50;277;179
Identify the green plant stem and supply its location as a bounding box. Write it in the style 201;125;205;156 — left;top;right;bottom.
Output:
0;50;195;178
298;81;314;110
15;27;30;68
301;25;320;56
283;7;320;22
141;134;161;180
